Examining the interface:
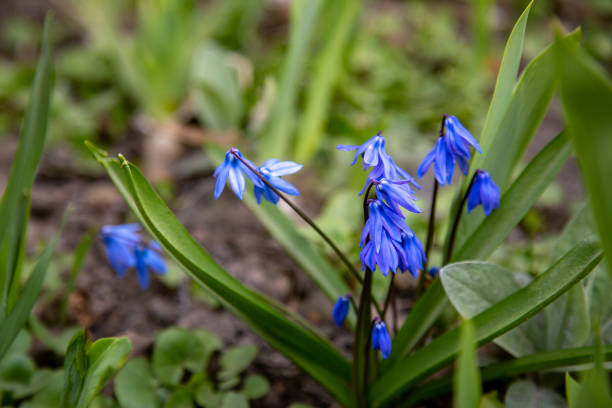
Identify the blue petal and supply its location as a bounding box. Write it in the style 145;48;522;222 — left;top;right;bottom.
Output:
228;166;246;199
265;160;303;176
135;249;150;289
214;165;230;199
417;147;436;179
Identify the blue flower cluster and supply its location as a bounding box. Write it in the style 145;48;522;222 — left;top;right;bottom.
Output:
338;132;425;278
214;148;303;205
100;224;166;289
417;115;482;185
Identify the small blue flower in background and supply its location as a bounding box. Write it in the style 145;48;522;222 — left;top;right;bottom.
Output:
467;169;500;216
214;148;263;200
254;159;303;204
337;132;388;169
417;115;481;185
397;231;426;278
100;224;141;276
332;295;351;327
100;224;167;289
371;318;392;359
373;179;421;215
428;266;440;278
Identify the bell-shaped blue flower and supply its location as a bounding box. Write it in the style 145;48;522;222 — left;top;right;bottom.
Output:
100;224;141;276
332;295;351;327
417;116;481;185
253;159;303;204
373;179;421;215
371;318;392;359
214;148;263;200
337;132;389;169
134;241;167;289
397;230;426;278
467;169;500;216
360;200;411;254
360;231;405;277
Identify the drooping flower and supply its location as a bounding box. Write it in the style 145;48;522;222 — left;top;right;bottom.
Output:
360;200;411;253
366;155;421;192
371;318;392;359
253;159;303;204
214;148;263;200
337;132;389;169
467;169;500;216
360;232;404;276
373;178;421;215
397;230;426;278
134;241;167;289
332;295;351;327
100;224;141;276
417;115;481;185
100;224;167;290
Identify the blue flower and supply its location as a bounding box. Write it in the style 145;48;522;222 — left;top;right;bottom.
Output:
397;230;426;278
253;159;303;204
360;200;411;254
428;266;439;278
134;241;167;289
360;233;404;277
417;115;481;185
371;318;392;359
467;170;500;216
332;295;351;327
214;148;263;200
373;179;421;215
337;132;389;169
100;224;141;276
365;154;421;193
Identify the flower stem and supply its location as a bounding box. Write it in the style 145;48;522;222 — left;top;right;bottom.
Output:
417;179;438;297
444;171;478;264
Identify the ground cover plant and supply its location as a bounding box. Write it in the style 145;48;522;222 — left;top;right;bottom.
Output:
2;0;612;407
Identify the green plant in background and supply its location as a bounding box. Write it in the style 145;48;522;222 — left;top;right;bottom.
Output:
115;327;269;408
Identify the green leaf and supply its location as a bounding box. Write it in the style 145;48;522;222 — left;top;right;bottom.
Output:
86;143;353;406
241;374;270;400
458;29;580;247
454;320;481;408
504;380;566;408
371;239;602;406
193;377;221;407
115;359;161;408
453;130;572;262
29;316;80;356
218;344;257;382
58;330;88;408
221;392;248;408
0;354;34;391
76;337;131;408
20;370;63;408
257;0;324;158
557;33;612;281
294;0;362;162
0;13;54;316
153;327;215;386
404;344;612;407
165;387;194;408
0;208;69;362
566;373;581;408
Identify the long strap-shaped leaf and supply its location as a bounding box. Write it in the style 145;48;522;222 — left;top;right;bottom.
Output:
87;144;353;406
403;344;612;407
370;239;601;406
384;129;572;371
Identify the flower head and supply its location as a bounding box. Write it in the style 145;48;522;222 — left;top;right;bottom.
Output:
467;169;500;216
373;178;421;215
253;159;303;204
100;224;166;290
397;230;426;278
360;200;411;253
214;148;263;200
417;115;481;185
337;132;388;169
332;295;351;327
371;318;392;359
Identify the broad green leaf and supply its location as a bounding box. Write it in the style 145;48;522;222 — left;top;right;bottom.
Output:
257;0;323;158
241;374;270;400
76;337;131;408
20;370;63;408
454;320;481;408
153;327;215;385
442;262;539;356
86;143;353;406
0;14;54;315
557;33;612;280
0;209;68;362
504;380;566;408
553;204;597;261
12;368;55;400
544;284;589;351
453;130;572;262
573;323;612;408
371;239;601;406
0;353;34;391
218;344;257;382
459;29;580;247
59;330;88;408
165;387;193;408
221;392;248;408
294;0;362;162
566;373;581;408
115;359;161;408
405;345;612;407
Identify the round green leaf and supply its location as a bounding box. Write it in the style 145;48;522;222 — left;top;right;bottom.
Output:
165;387;193;408
218;345;257;382
153;328;212;385
115;359;161;408
241;374;269;400
221;392;248;408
